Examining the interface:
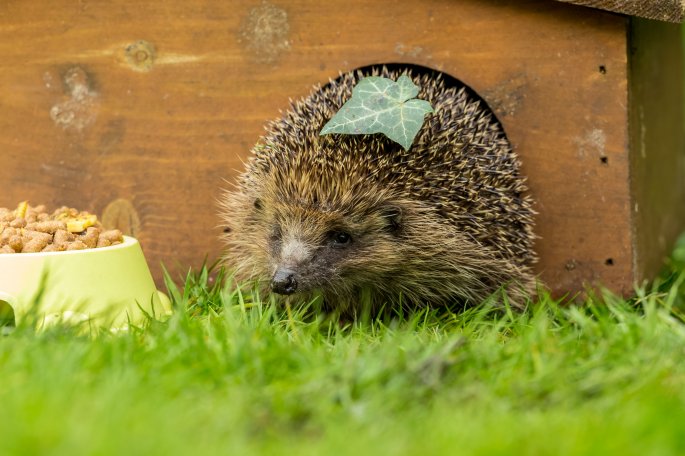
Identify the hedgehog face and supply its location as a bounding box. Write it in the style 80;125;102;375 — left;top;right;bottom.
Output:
261;199;405;298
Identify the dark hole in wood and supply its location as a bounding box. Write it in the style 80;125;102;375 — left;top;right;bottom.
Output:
600;156;608;164
599;65;607;75
605;258;614;266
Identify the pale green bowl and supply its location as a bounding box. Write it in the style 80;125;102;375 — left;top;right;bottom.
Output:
0;235;171;329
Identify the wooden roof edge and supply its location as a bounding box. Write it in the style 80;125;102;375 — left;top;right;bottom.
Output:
555;0;685;23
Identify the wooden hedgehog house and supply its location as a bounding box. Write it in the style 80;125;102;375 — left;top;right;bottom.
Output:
1;0;684;299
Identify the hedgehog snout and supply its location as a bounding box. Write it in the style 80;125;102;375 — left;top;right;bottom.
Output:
271;237;312;295
271;267;298;295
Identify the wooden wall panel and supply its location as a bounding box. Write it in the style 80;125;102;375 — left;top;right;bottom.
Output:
0;0;632;296
629;19;685;284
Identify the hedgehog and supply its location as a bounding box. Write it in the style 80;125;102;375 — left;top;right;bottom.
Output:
219;67;537;315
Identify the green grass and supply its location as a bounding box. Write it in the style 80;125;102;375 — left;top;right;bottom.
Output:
2;239;685;455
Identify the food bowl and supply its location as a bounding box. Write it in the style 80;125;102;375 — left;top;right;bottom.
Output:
0;235;171;329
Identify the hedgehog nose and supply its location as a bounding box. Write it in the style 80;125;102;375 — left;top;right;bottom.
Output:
271;268;298;295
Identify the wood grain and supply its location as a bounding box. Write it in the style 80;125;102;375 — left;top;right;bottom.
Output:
0;0;635;296
556;0;684;22
629;18;685;283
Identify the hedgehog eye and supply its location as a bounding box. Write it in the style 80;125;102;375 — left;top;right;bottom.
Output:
254;199;263;211
328;230;352;247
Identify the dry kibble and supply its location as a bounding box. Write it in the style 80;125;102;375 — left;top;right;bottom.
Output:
0;245;15;254
78;227;99;248
10;218;26;228
53;206;79;219
8;235;22;252
66;240;87;251
0;202;125;254
23;231;51;245
31;220;66;234
100;230;124;243
1;227;18;244
23;235;50;253
96;237;112;248
54;229;74;245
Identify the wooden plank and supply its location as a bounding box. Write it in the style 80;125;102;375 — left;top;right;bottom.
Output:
555;0;685;22
629;19;685;283
0;0;631;296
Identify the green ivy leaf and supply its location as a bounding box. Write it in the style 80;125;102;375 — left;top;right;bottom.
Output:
320;75;434;150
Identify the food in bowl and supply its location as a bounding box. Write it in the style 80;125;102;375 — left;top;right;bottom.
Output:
0;202;123;253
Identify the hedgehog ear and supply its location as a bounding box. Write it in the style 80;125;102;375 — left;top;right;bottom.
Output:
380;205;403;234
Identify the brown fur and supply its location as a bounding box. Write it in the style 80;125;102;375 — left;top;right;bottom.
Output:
220;67;537;314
